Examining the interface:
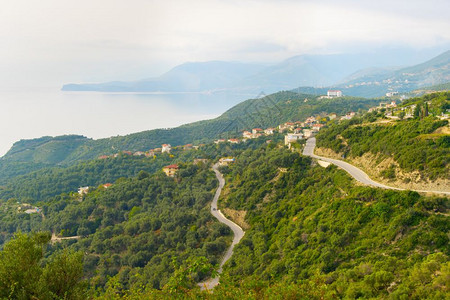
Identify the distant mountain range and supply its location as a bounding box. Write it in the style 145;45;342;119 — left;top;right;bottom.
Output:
293;50;450;97
62;50;450;96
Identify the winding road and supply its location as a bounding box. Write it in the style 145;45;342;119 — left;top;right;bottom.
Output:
303;137;450;196
198;163;245;290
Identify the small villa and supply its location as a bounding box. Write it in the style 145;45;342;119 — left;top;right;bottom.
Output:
163;164;179;177
78;186;89;195
284;133;303;146
303;129;313;138
341;112;356;120
162;144;172;153
252;128;263;134
312;124;324;131
327;90;343;97
219;157;235;166
264;128;275;135
279;122;295;132
242;131;253;139
228;138;240;144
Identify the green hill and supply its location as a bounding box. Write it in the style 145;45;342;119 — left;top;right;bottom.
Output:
316;92;450;189
335;50;450;97
0;121;448;298
214;144;449;299
0;91;379;182
410;81;450;95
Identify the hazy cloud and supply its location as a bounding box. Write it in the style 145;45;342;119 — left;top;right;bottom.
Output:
0;0;449;87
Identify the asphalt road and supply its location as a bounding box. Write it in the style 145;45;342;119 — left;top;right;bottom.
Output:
303;137;450;196
198;163;245;290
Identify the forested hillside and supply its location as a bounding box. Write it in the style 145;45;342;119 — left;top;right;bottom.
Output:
100;142;448;298
217;146;448;298
0;162;232;290
316;92;449;189
0;91;378;183
1;93;448;299
0;138;274;204
1;134;448;298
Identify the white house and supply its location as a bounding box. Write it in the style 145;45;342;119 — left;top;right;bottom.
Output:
341;112;356;120
312;124;324;132
386;91;399;97
327;90;343;97
242;131;253;139
228;138;240;144
78;186;89;196
303;129;313;138
284;133;303;146
162;144;172;153
264;128;275;135
219;157;236;166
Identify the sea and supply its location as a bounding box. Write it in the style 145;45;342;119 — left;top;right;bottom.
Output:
0;87;253;157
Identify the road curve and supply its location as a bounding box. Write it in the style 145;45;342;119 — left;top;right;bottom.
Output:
303;137;450;196
198;163;245;290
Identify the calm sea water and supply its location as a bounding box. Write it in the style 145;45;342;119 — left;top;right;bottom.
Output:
0;87;252;156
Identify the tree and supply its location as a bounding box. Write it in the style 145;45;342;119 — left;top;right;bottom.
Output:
40;250;87;299
0;232;86;299
164;257;217;293
0;232;47;299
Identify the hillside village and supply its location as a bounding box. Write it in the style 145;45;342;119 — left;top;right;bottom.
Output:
92;94;449;182
96;109;357;160
90;108;361;181
369;99;449;120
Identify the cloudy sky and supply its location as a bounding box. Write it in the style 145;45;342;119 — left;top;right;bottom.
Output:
0;0;449;87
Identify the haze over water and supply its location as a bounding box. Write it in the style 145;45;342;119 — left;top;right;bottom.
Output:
0;87;249;157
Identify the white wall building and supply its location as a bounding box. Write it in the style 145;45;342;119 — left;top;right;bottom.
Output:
327;90;343;97
284;133;303;146
162;144;172;153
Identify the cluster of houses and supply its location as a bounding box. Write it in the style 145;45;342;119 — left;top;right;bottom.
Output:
368;100;417;119
212;111;357;150
98;143;205;161
365;98;449;120
241;128;275;140
368;100;398;113
238;112;356;148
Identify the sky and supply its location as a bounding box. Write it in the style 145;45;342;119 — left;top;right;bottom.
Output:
0;0;449;88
